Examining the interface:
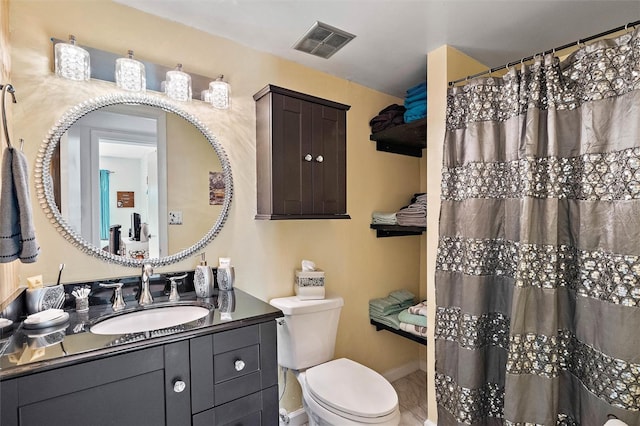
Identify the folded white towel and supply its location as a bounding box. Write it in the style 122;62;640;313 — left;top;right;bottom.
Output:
408;301;427;317
400;322;427;337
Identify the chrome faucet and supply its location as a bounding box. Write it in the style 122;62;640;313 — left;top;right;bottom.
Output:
139;264;154;306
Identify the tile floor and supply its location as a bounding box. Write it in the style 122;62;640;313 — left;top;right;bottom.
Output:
391;370;427;425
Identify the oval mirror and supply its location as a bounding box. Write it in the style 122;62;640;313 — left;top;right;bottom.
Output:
35;93;233;267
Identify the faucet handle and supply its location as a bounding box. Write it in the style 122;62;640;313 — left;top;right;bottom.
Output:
100;282;126;312
142;264;153;278
168;273;187;302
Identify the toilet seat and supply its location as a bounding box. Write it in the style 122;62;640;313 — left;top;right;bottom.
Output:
305;358;398;423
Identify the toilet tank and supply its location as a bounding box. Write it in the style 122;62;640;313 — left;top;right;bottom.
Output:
270;296;344;370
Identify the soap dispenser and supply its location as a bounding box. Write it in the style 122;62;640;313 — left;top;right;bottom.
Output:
194;253;213;298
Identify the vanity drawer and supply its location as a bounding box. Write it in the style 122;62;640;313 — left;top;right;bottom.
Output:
213;324;259;354
221;411;261;426
190;322;278;419
192;387;277;426
214;344;260;383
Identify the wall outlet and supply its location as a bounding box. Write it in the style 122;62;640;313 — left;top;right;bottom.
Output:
168;211;183;225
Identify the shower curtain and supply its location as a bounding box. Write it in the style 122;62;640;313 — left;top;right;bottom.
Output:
435;29;640;425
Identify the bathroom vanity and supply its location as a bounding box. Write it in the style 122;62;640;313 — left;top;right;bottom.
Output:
0;289;282;426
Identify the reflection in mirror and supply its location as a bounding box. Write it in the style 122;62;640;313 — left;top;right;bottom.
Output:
36;93;233;267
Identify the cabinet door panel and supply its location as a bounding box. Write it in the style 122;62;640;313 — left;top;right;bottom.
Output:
312;104;346;214
190;334;214;414
1;379;18;426
275;94;314;215
18;370;165;426
165;340;191;426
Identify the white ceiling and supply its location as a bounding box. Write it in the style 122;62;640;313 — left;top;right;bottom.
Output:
116;0;640;98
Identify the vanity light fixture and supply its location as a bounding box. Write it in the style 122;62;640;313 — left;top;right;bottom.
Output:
200;89;212;103
209;75;230;110
165;63;192;102
54;34;90;81
115;50;146;92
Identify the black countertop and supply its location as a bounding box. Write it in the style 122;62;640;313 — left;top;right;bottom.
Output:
0;289;282;380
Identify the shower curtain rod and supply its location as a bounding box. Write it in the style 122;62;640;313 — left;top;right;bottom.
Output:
449;19;640;86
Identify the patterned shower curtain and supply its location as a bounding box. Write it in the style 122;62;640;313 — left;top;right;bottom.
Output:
435;29;640;425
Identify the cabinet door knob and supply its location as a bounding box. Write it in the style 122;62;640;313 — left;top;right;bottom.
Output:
173;379;186;393
315;155;324;163
304;154;313;162
235;360;246;371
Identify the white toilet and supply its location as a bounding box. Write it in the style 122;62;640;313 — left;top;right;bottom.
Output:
270;296;401;426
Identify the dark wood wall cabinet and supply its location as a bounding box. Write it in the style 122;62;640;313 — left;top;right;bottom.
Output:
254;85;351;220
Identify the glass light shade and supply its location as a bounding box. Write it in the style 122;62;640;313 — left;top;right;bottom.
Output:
165;64;192;102
209;75;230;109
115;50;146;92
54;35;90;81
200;89;212;103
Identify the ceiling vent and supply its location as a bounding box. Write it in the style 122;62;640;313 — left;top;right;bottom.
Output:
293;21;356;59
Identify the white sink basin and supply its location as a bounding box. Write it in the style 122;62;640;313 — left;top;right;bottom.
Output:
90;305;210;335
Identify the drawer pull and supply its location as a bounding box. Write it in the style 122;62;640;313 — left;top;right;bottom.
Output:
315;155;324;163
304;154;313;162
173;379;186;393
234;359;246;371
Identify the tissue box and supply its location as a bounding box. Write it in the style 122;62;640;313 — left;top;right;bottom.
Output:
295;269;325;300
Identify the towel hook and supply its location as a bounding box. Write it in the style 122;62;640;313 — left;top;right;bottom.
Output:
1;83;17;149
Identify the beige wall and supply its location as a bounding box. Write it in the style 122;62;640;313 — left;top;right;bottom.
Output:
10;0;425;412
425;46;487;423
166;113;223;255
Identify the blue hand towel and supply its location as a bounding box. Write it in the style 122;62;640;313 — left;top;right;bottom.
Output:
406;81;426;96
0;147;40;263
404;104;427;123
404;91;427;106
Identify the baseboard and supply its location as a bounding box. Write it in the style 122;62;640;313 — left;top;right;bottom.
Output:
382;360;421;383
280;408;308;426
424;420;437;426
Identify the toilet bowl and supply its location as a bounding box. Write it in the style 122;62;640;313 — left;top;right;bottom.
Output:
296;358;400;426
269;296;400;426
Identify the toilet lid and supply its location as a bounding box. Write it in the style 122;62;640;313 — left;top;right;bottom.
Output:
305;358;398;419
